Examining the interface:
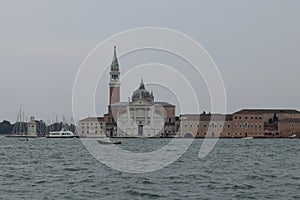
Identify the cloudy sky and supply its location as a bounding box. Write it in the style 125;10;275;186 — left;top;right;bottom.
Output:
1;0;300;122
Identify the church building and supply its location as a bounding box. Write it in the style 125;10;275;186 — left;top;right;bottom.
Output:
104;46;176;137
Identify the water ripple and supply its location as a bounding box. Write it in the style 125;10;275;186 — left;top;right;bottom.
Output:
0;137;299;199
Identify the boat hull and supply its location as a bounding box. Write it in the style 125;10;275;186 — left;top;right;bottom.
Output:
97;140;121;145
46;135;79;138
242;137;254;140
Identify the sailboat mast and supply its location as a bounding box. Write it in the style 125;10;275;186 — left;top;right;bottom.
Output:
23;111;25;134
14;110;20;134
19;107;22;135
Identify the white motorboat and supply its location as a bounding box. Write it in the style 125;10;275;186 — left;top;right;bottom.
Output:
289;134;297;139
46;129;78;138
242;137;254;140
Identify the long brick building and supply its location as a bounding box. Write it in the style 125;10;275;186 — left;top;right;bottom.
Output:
180;109;300;138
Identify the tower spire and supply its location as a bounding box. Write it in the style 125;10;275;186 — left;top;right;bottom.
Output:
111;45;119;70
109;46;121;105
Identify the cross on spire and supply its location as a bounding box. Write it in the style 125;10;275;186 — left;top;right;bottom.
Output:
139;78;145;89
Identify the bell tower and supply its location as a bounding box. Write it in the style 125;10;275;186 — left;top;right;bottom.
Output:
109;46;120;105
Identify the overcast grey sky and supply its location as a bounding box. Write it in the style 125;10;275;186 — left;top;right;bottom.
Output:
1;0;300;122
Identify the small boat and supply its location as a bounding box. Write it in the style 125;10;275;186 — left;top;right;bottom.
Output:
18;138;29;141
289;134;297;139
97;140;121;145
46;129;78;138
242;137;254;140
113;140;121;144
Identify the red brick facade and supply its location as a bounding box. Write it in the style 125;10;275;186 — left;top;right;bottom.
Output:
109;86;120;105
180;109;300;138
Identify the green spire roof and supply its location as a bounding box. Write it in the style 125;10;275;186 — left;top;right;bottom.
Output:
111;46;119;70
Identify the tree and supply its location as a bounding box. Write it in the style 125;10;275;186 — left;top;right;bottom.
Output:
0;120;14;134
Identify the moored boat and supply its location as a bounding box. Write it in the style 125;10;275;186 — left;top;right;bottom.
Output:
288;134;297;139
97;139;121;145
242;137;254;140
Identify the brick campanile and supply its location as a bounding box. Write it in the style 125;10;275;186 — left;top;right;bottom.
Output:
109;46;120;106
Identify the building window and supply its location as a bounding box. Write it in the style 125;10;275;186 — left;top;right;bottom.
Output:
190;124;192;128
210;122;215;129
259;117;262;119
204;123;207;128
184;124;187;128
227;124;230;128
235;116;237;119
239;116;242;119
245;116;248;120
228;132;230;135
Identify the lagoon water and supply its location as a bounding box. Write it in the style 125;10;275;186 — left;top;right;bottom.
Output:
0;137;299;200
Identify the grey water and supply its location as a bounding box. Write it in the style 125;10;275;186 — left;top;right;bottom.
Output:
0;137;299;200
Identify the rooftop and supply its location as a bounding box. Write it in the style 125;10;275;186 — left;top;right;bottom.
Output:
155;102;175;107
233;109;300;115
79;117;105;122
180;114;233;121
111;101;175;107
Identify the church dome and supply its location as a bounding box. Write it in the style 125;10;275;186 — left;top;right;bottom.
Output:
132;79;154;102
